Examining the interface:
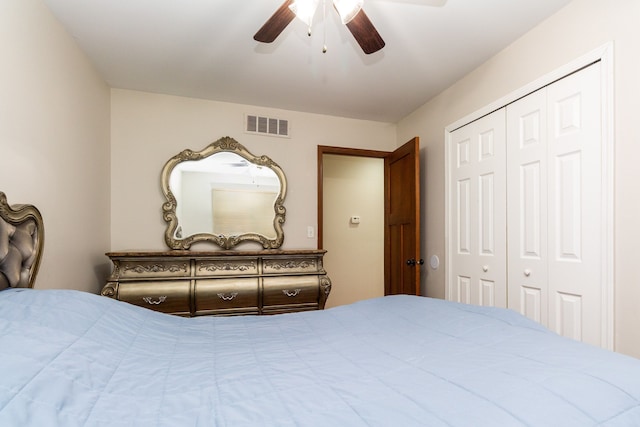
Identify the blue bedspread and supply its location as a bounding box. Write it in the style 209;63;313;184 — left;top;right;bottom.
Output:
1;289;639;426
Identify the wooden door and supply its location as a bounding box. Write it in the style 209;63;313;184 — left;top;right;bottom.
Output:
384;137;421;296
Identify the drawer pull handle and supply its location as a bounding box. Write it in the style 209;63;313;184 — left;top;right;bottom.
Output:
283;289;302;297
217;292;238;301
142;296;167;305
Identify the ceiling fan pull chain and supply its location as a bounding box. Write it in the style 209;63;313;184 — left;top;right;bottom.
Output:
322;0;328;53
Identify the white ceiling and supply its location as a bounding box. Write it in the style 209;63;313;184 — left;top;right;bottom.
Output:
42;0;572;123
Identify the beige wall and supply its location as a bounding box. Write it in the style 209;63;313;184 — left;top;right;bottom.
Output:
323;155;385;308
397;0;640;357
110;89;396;251
0;0;111;292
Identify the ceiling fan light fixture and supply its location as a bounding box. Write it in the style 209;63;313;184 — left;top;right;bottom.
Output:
332;0;363;24
289;0;320;27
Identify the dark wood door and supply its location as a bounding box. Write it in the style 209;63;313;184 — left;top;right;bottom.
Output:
384;137;421;295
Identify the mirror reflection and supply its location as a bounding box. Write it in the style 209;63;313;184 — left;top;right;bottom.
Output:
171;152;280;238
161;137;287;249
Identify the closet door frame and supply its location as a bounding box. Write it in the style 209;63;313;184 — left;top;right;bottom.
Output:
444;43;614;350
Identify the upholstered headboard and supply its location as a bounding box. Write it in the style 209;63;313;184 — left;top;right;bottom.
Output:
0;192;44;290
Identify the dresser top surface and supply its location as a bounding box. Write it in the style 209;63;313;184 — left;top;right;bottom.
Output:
106;249;327;258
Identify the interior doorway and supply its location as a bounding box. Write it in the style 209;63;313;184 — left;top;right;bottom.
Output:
318;147;387;308
318;139;421;308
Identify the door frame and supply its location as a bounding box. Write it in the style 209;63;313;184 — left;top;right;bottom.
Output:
317;145;389;250
444;43;614;349
318;141;421;298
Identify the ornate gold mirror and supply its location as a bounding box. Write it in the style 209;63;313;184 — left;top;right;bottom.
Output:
161;137;286;249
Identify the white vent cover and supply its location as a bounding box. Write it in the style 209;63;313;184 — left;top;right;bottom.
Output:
245;114;289;137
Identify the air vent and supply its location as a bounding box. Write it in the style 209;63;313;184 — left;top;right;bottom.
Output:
245;114;289;137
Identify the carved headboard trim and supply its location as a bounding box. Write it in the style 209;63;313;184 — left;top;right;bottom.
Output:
0;192;44;289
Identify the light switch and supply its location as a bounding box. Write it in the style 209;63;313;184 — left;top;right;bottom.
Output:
307;226;315;238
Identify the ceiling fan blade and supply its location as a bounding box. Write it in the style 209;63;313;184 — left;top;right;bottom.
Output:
254;0;296;43
344;9;385;54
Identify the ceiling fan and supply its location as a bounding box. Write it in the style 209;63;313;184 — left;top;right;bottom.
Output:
254;0;446;55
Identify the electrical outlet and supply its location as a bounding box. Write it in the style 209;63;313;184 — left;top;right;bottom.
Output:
307;226;315;238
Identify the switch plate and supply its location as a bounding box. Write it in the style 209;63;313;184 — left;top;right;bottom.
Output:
430;255;440;270
307;226;315;238
350;216;361;224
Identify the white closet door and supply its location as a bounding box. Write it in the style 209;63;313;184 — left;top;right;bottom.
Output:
448;62;606;346
506;88;549;325
546;63;602;345
449;109;507;307
506;63;603;345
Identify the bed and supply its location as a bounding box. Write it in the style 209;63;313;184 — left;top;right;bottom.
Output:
2;193;640;426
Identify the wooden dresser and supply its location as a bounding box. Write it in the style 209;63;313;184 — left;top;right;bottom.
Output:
101;249;331;316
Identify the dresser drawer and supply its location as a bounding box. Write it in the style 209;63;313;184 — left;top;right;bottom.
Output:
195;258;259;277
263;255;322;275
117;280;191;314
194;278;259;314
263;276;320;308
104;250;330;317
116;259;190;279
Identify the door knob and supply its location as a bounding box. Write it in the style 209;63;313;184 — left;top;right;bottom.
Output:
482;265;489;272
524;269;531;277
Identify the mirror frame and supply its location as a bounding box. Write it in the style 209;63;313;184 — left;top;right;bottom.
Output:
161;136;287;250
